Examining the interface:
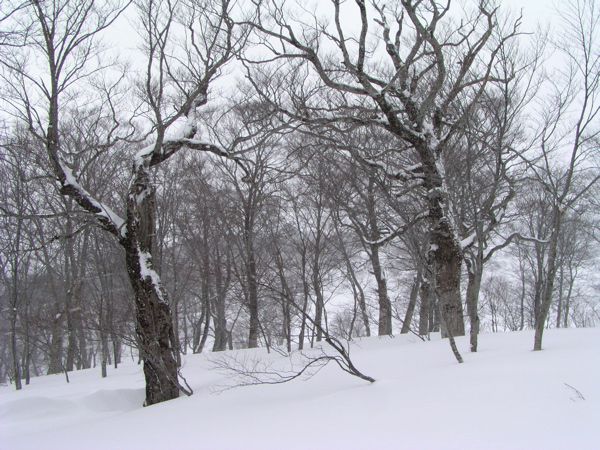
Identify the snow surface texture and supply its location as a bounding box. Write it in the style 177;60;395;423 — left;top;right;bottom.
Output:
1;328;599;450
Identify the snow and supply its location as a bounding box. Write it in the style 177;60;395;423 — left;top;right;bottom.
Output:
134;143;155;169
460;232;477;249
1;328;599;450
138;248;166;303
60;162;126;236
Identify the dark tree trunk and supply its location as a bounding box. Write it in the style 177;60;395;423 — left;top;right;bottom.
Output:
312;269;325;343
465;258;482;352
212;247;230;352
420;144;465;339
534;209;562;351
298;251;310;350
125;168;179;406
125;243;180;405
245;217;259;349
198;304;211;354
335;219;370;337
401;270;422;334
556;266;564;328
418;272;431;335
429;203;465;338
370;244;392;336
47;315;64;375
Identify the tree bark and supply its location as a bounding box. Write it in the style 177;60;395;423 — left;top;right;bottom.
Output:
125;168;180;405
427;171;465;338
534;209;562;351
370;244;392;336
401;270;422;334
465;258;482;352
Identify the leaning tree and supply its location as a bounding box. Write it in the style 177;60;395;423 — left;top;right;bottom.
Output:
1;0;248;405
240;0;522;339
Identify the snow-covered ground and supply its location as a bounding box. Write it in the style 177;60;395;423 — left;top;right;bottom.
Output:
1;328;599;450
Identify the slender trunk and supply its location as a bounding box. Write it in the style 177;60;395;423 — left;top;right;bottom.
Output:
198;303;211;353
556;265;564;328
418;272;431;335
465;259;482;352
563;265;575;328
370;244;392;335
401;270;422;334
64;216;76;372
534;208;562;351
212;249;229;352
10;263;21;390
313;269;324;342
246;237;259;349
298;251;310;350
99;297;109;378
336;220;370;336
10;314;21;390
518;252;526;330
47;314;64;375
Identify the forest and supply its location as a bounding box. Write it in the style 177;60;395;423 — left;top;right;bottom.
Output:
0;0;598;409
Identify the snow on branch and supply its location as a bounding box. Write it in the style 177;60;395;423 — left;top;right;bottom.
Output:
134;103;249;178
58;162;126;239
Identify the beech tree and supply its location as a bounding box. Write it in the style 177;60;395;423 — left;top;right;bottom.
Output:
1;0;249;405
241;0;523;340
520;0;600;351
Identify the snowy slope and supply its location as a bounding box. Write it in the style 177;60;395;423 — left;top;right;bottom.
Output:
1;328;599;450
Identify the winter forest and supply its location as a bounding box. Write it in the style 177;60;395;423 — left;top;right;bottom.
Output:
0;0;599;444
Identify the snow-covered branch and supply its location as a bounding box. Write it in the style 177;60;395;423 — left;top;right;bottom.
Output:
58;162;126;239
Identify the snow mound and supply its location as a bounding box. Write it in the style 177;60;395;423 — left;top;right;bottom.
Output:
81;388;145;412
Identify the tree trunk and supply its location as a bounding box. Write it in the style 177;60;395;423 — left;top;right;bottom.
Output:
313;269;325;342
298;251;310;350
431;218;465;338
125;169;179;405
534;208;562;351
556;265;564;328
370;244;392;335
336;220;370;337
125;243;180;405
246;242;259;349
401;270;421;334
418;272;431;335
465;258;482;352
212;247;229;352
47;314;64;375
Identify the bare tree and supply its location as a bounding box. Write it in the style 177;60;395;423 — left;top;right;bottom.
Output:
241;0;523;341
519;0;600;351
1;0;248;405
